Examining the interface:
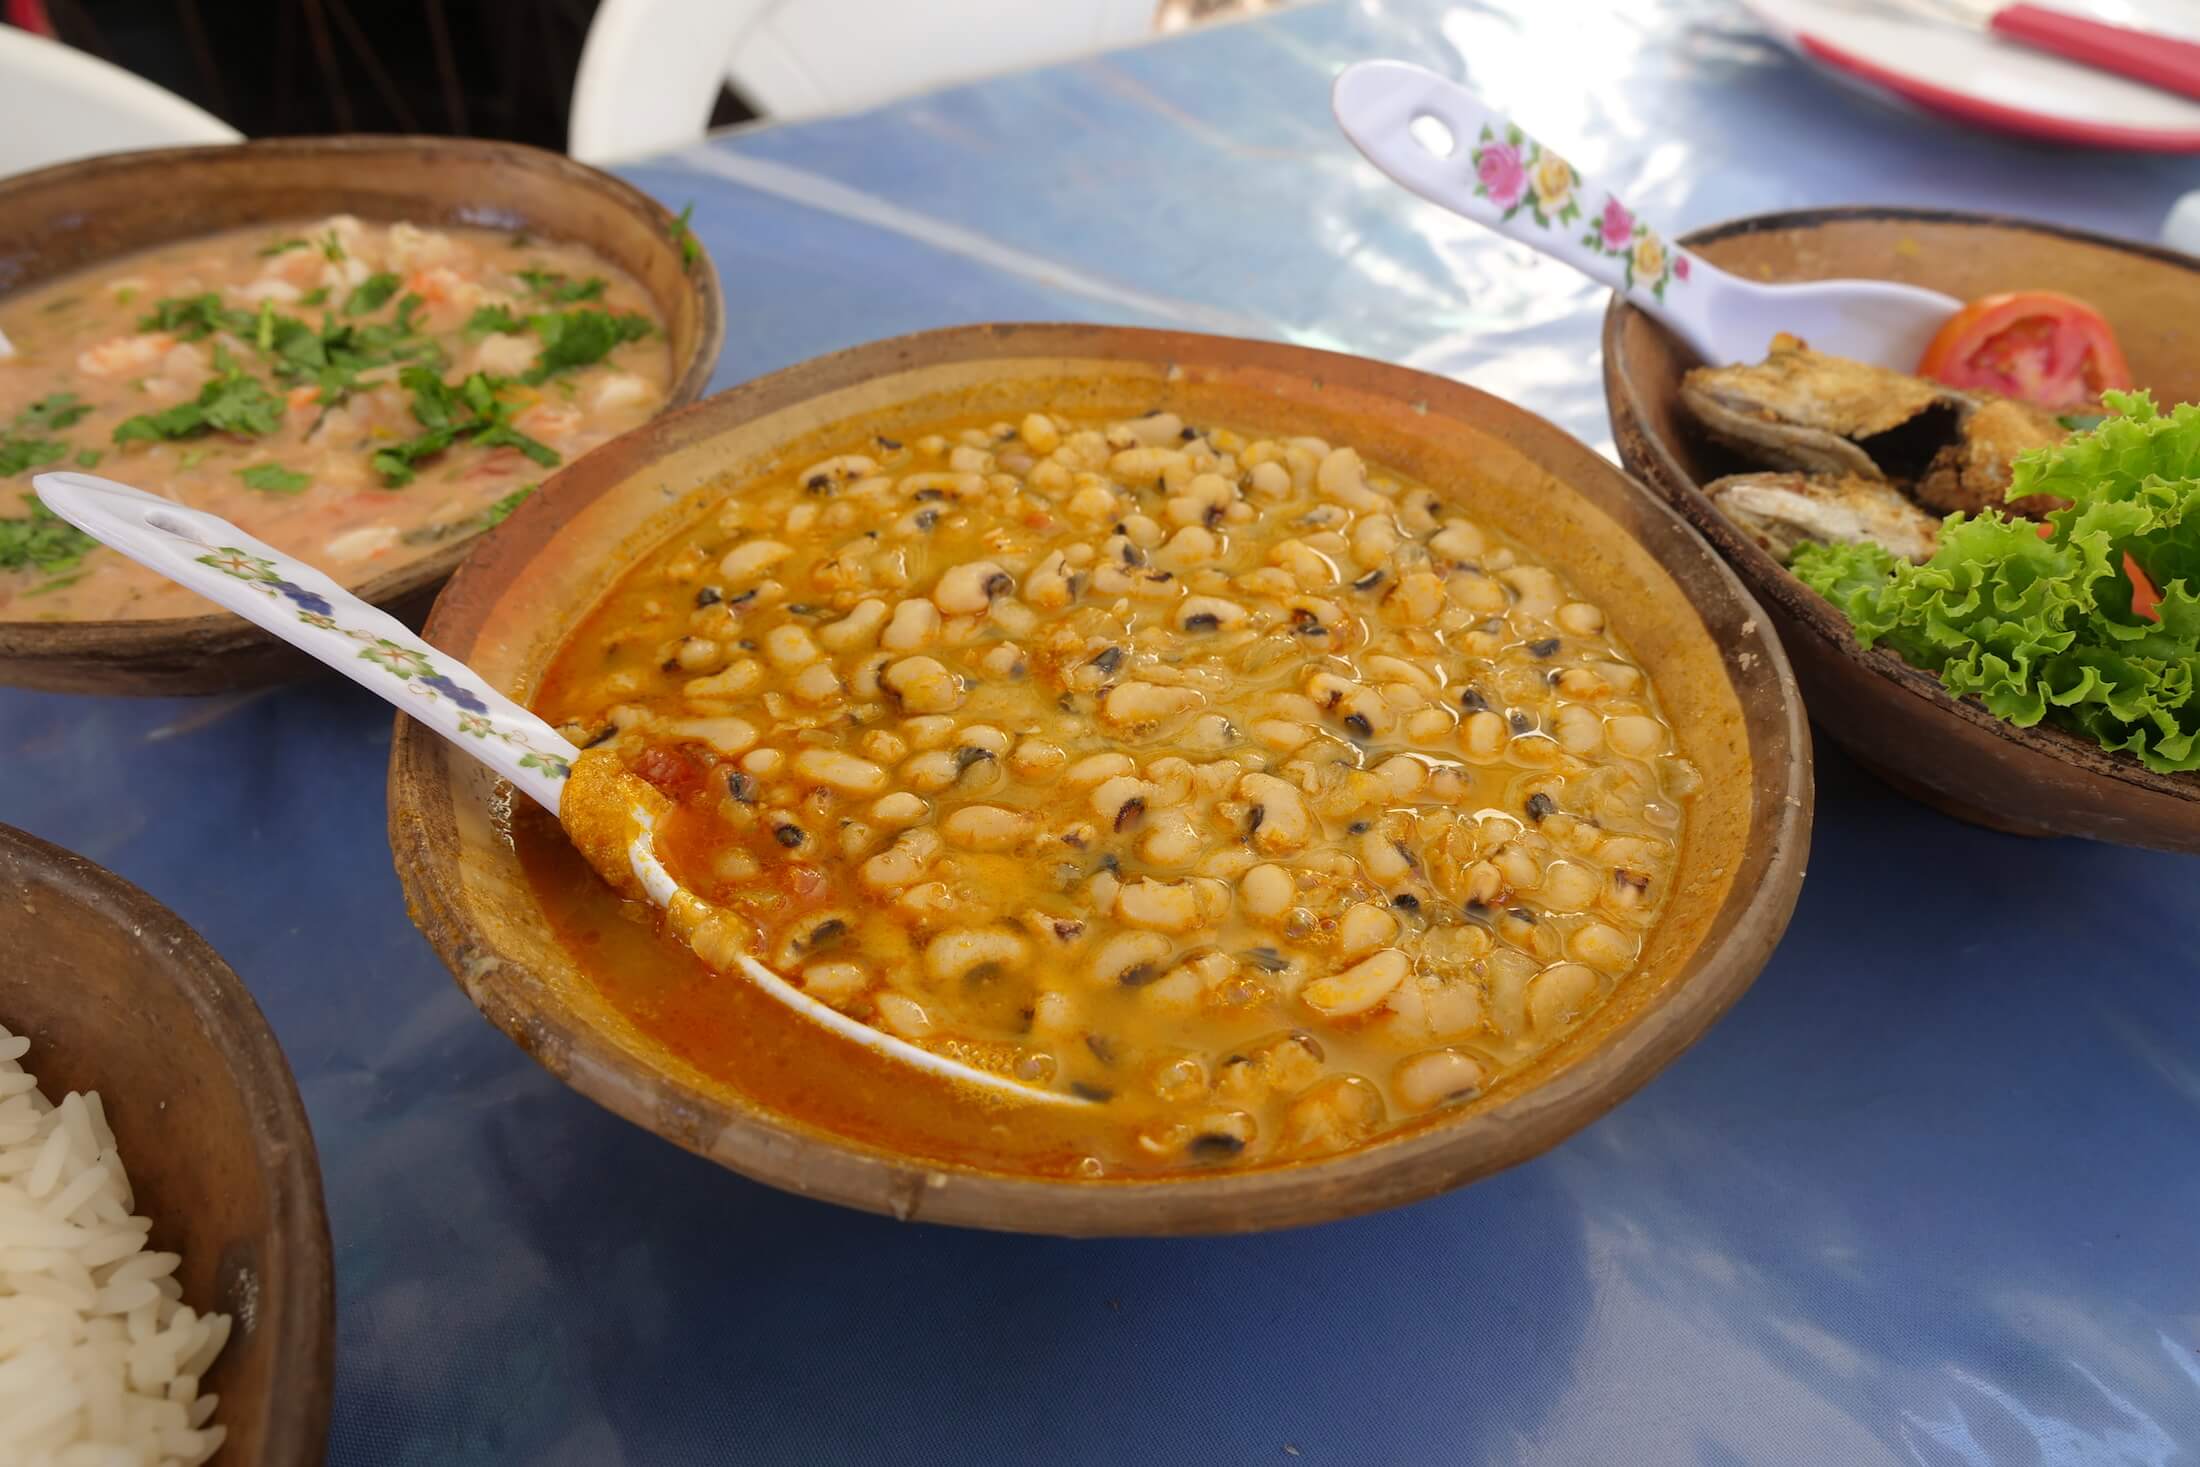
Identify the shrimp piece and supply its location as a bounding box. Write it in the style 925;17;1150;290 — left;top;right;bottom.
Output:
234;277;304;304
517;403;582;440
386;222;459;272
470;331;537;377
405;266;482;311
589;372;655;414
77;332;177;379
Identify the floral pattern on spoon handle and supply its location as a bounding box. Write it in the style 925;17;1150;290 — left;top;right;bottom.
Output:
1332;61;1714;323
32;472;577;814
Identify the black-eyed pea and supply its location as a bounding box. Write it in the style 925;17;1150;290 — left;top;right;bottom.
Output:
869;792;927;826
941;804;1033;852
934;559;1013;615
718;539;791;581
790;662;843;706
1360;828;1413;882
1281;1074;1387;1155
738;747;783;779
860;730;908;764
1556;667;1607;700
1008;738;1066;779
818;598;888;651
946;444;992;474
1238;773;1311;854
1570;921;1636;972
1089;774;1158;830
1428;520;1486;561
1157;525;1221;569
799;960;869;1007
1114;878;1203;932
1302;949;1408;1019
1139;809;1204;866
922;927;1030;983
849;656;887;698
1393;1049;1487;1111
785;503;821;536
791;749;888;796
1314;446;1386;511
1335;902;1398;960
665;716;757;758
1198;847;1256;879
1023;551;1073;609
880;655;963;713
903;749;964;793
1176;595;1246;631
1184;715;1237;755
683;659;764;700
860;829;938;891
1272;540;1338;589
1066;752;1134;786
1091;929;1173;987
1554;703;1604;755
1029;459;1071;494
1239;862;1294;922
873;991;933;1038
1386;570;1447;623
1606;715;1666;758
1557;601;1606;636
1364;654;1437;695
1236;565;1296;598
895;881;960;918
1538;859;1600;911
1462;858;1504;907
1528;961;1601;1032
1349;515;1400;567
1252;719;1314;752
672;636;726;673
1404;707;1455;742
1017;412;1061;454
1067;484;1120;522
880;598;942;651
1485;947;1539;1038
1101;681;1202;726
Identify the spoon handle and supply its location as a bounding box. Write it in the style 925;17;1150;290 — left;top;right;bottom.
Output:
33;472;578;814
1332;61;1715;348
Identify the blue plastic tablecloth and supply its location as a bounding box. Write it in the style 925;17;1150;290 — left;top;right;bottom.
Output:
6;3;2199;1462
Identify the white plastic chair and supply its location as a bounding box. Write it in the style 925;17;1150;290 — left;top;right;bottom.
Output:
0;25;238;178
569;0;1159;162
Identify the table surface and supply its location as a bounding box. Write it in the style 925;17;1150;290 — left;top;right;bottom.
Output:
7;2;2200;1462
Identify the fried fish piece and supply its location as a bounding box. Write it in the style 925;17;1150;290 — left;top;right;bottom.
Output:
1706;470;1942;565
1681;333;1967;480
1911;396;2068;517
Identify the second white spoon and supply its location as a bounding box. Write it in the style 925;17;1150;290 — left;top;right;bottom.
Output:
1331;59;1960;369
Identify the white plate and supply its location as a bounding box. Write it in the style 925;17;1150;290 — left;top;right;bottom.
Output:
1740;0;2200;151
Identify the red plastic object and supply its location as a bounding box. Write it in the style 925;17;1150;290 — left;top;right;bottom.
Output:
1993;3;2200;104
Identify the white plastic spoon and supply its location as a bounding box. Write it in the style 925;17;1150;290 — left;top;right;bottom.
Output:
1331;59;1960;368
33;471;1086;1109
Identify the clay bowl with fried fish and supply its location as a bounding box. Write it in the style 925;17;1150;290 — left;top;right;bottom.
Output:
1603;206;2200;852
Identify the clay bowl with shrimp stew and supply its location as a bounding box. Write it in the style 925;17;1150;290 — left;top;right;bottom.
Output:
0;136;722;696
1604;207;2200;852
388;323;1810;1236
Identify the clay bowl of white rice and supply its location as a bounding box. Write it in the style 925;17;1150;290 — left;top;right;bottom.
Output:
0;822;332;1465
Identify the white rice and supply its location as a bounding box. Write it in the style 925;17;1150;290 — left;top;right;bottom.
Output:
0;1023;231;1466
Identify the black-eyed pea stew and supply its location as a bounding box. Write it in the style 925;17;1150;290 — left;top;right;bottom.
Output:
529;411;1696;1176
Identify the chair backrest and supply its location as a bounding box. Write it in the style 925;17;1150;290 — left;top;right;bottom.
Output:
0;26;238;179
570;0;1158;163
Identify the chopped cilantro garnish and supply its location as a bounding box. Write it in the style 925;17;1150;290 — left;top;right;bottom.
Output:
239;463;311;494
344;273;402;316
465;304;522;336
321;230;347;262
19;394;90;433
299;286;330;307
520;308;652;385
372;367;559;487
0;494;98;578
114;362;282;443
0;437;65;477
669;202;700;272
139;293;255;342
482;483;537;525
517;269;606;303
400;483;537;545
258;238;310;257
74;449;102;469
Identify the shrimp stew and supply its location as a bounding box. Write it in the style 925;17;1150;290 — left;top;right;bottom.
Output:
520;410;1698;1176
0;216;671;619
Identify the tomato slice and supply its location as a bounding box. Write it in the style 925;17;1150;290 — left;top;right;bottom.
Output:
1918;290;2133;411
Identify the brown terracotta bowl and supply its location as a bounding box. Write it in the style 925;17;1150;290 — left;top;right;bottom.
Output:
387;323;1811;1236
1605;207;2200;851
0;135;724;697
0;822;332;1463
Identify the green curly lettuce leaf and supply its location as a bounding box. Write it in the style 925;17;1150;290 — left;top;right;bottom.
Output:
1791;391;2200;773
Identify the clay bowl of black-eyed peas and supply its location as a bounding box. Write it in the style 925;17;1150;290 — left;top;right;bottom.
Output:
386;322;1812;1236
